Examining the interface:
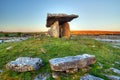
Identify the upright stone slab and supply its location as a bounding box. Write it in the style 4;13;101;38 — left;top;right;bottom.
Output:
62;22;70;38
49;54;96;72
48;21;59;38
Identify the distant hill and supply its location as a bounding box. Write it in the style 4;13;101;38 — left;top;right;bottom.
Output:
71;30;120;35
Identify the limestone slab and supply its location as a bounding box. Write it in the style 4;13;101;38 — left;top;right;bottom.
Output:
6;57;42;72
49;54;96;71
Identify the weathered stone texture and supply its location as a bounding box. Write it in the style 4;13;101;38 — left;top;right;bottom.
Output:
110;68;120;74
34;73;49;80
46;13;78;38
6;57;42;72
49;54;96;72
46;14;78;27
105;75;120;80
62;22;70;38
80;74;103;80
48;21;59;38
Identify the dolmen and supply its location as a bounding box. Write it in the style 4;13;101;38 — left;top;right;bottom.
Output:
49;54;96;73
6;57;42;72
46;13;78;38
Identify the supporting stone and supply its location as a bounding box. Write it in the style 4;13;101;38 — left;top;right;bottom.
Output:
48;21;59;38
62;22;70;38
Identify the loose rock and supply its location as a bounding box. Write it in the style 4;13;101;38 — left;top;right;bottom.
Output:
6;57;42;72
6;46;12;51
115;61;120;65
110;68;120;74
105;75;120;80
0;69;3;73
0;40;3;43
52;72;68;79
97;62;103;69
40;48;46;54
80;74;103;80
4;37;28;43
49;54;96;72
34;73;49;80
52;72;60;79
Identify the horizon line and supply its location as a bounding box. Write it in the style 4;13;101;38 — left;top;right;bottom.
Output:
1;30;120;33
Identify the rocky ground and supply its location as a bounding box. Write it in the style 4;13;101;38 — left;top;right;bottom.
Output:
0;36;120;80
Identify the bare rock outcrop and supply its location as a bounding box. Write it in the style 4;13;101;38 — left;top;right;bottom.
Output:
6;57;42;72
110;68;120;74
105;75;120;80
49;54;96;72
80;74;103;80
34;73;49;80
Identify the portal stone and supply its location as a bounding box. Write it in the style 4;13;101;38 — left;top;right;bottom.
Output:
62;22;70;38
48;21;59;38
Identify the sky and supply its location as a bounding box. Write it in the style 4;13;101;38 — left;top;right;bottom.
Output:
0;0;120;32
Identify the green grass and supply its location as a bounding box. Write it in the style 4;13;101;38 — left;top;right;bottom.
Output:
0;36;120;80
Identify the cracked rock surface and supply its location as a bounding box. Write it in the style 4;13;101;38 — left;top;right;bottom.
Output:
49;54;96;71
6;57;42;72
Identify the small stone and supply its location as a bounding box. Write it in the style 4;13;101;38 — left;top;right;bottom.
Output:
112;64;115;66
6;46;12;51
80;74;104;80
4;37;28;43
105;75;120;80
92;45;96;48
0;69;3;73
6;57;42;72
34;73;49;80
0;40;3;43
97;62;103;69
115;61;120;65
52;72;60;79
40;48;46;54
110;68;120;74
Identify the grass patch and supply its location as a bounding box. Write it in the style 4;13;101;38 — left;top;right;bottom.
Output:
0;36;120;80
